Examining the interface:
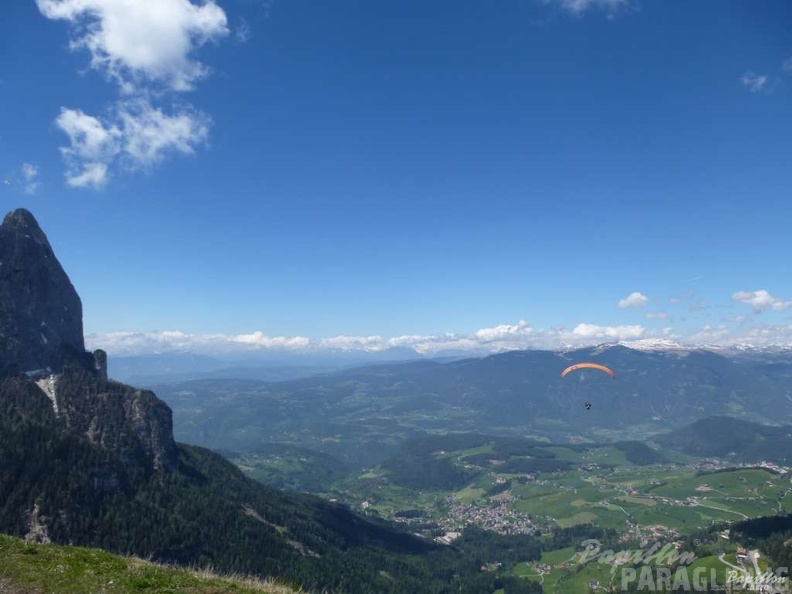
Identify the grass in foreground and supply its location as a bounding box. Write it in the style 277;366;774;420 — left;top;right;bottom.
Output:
0;534;301;594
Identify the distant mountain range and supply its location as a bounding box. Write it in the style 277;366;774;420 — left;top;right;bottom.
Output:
107;350;462;384
105;338;792;385
149;342;792;467
108;353;338;385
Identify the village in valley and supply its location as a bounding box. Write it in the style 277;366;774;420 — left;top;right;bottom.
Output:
324;440;792;591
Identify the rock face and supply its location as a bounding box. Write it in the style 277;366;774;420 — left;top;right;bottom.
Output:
0;208;177;472
55;368;179;472
0;209;85;376
93;349;108;382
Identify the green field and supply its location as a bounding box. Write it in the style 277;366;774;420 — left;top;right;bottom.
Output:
541;547;577;565
456;484;487;502
542;447;584;463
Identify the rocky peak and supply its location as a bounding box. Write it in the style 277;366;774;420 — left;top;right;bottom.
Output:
0;208;87;376
0;208;175;471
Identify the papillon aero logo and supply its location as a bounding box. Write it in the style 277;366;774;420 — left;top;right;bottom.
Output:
573;539;789;591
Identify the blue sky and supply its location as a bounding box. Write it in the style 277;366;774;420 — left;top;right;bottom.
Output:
2;0;792;355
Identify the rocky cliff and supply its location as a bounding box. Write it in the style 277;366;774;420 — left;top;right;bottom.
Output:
0;209;106;378
0;208;175;471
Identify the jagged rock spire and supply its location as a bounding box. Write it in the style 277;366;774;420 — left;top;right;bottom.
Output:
0;209;87;375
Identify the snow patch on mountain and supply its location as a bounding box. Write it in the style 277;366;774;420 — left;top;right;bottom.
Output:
617;339;690;351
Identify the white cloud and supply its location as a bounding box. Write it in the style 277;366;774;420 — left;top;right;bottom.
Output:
552;0;629;15
722;315;748;325
645;311;668;320
669;297;681;304
55;101;209;188
685;325;732;345
56;108;120;158
1;163;43;194
318;335;390;351
739;325;792;345
687;323;792;348
118;100;209;166
38;0;227;188
67;163;109;189
570;323;644;340
473;320;534;342
236;19;251;43
617;291;649;309
22;163;39;180
732;290;792;313
783;58;792;76
262;0;274;18
234;331;311;349
21;163;40;194
741;72;768;93
36;0;228;92
55;108;117;188
688;299;709;312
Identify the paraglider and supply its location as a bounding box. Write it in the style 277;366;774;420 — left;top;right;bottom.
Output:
560;362;616;380
561;362;616;410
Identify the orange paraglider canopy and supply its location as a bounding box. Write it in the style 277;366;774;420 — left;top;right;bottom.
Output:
560;362;615;380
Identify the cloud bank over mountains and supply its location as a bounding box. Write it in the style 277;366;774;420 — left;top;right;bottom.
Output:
85;287;792;356
86;321;650;356
86;320;792;358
